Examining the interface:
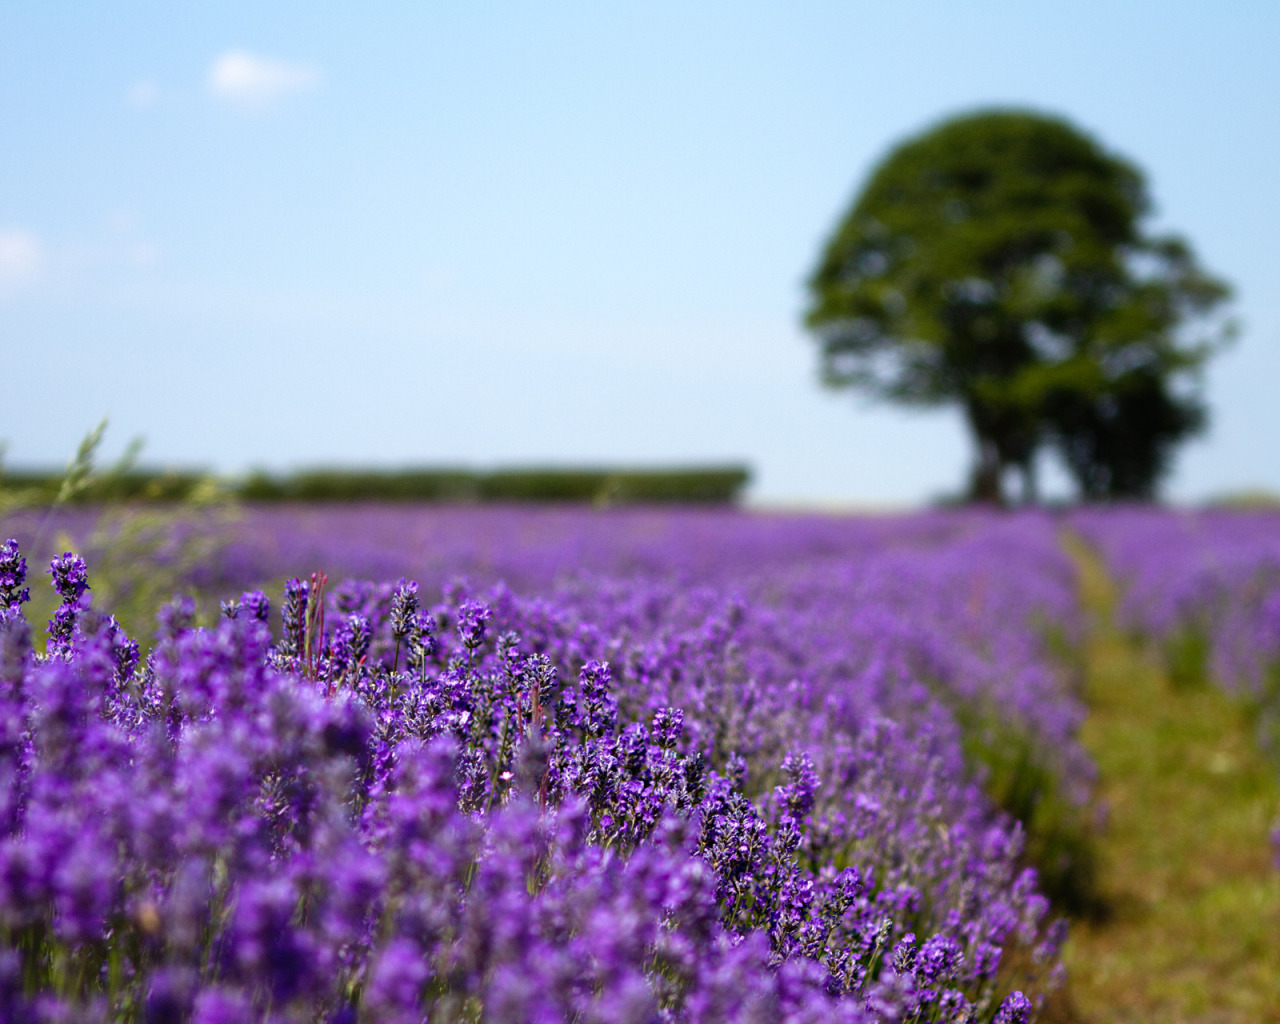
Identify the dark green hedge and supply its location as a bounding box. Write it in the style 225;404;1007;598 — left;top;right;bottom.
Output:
2;466;751;505
0;470;214;505
239;467;750;504
238;470;482;503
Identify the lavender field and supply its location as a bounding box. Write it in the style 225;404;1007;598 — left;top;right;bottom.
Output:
1;504;1278;1022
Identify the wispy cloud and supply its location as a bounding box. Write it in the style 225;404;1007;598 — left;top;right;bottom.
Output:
0;229;45;298
207;50;321;109
0;219;163;301
128;80;160;108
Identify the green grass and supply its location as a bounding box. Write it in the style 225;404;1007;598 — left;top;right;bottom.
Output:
1053;537;1280;1023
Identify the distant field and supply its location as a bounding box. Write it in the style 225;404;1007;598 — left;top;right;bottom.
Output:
0;503;1277;1021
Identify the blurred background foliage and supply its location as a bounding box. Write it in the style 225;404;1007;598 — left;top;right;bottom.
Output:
2;422;237;642
2;463;751;507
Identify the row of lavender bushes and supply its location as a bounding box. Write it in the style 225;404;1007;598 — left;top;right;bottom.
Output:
201;507;1098;908
0;508;1086;1021
1071;507;1280;756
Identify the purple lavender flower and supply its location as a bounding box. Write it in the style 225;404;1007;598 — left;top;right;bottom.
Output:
330;613;373;677
48;552;89;602
652;706;684;749
779;751;820;821
189;988;255;1024
407;612;436;669
994;990;1033;1024
0;539;29;608
239;589;270;624
915;934;964;985
362;938;429;1024
0;605;32;684
105;615;140;683
46;598;86;656
156;594;196;641
0;515;1086;1021
457;598;492;651
389;579;419;641
278;578;308;658
576;659;617;738
224;877;322;1002
0;949;29;1021
142;966;198;1024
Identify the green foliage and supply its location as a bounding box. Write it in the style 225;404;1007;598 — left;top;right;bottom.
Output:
5;466;751;507
1164;625;1211;690
64;502;235;642
1064;541;1280;1019
1206;489;1280;510
805;109;1232;502
238;468;480;502
959;707;1101;917
2;469;225;507
53;418;109;507
1;422;227;513
239;466;751;504
1240;659;1280;771
5;422;237;644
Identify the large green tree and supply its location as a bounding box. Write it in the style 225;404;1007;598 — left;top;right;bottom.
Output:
805;109;1232;502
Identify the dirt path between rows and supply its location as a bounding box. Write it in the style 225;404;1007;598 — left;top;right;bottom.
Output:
1055;539;1280;1023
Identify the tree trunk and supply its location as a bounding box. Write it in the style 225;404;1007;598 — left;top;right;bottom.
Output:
967;439;1005;505
1021;457;1039;505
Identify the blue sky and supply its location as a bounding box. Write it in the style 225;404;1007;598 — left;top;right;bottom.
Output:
2;2;1277;504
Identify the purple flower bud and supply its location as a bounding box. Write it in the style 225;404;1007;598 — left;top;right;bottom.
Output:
156;595;196;641
389;580;419;642
190;988;255;1024
48;552;89;602
407;612;435;668
457;599;491;651
915;933;963;985
890;933;917;974
239;590;270;624
143;966;198;1024
779;751;819;819
577;659;616;738
971;940;1002;980
0;607;32;684
279;578;308;658
651;707;684;749
107;616;140;682
994;990;1033;1024
363;938;428;1023
0;540;29;609
47;598;86;655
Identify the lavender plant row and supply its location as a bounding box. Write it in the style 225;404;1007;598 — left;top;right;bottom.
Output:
0;511;1079;1022
1071;507;1280;712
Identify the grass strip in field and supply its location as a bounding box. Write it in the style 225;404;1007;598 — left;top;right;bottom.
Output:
1059;537;1280;1023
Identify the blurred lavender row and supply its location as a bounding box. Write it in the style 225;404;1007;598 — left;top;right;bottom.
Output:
0;507;1084;1020
1071;506;1280;754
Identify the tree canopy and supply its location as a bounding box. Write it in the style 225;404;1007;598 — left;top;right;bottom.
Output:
804;109;1232;502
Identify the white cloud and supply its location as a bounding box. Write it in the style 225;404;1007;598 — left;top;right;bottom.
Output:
129;79;159;107
0;229;45;297
207;50;321;108
0;220;163;301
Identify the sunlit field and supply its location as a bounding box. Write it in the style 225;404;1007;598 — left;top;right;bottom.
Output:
1;499;1277;1022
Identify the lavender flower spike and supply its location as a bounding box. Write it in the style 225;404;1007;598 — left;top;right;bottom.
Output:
48;552;89;602
0;539;29;608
